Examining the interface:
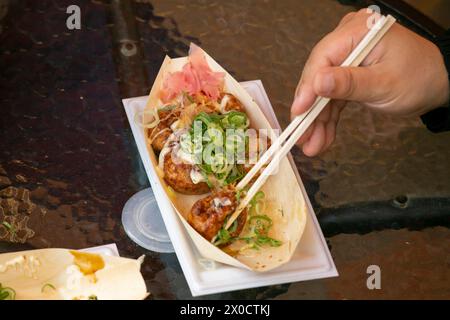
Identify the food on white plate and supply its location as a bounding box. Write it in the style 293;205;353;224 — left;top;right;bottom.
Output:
0;248;148;300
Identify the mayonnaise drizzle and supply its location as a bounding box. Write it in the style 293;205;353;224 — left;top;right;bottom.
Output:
0;255;41;279
212;197;232;209
220;94;230;114
158;129;193;171
170;120;180;132
190;167;205;184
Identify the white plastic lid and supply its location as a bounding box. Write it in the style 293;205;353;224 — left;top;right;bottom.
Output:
121;188;174;253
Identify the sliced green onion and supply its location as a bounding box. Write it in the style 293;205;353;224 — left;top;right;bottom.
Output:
249;191;265;207
213;227;231;246
236;189;244;202
238;243;260;252
221;111;249;129
255;202;265;215
224;166;244;185
205;127;224;146
41;283;56;293
189;110;251;187
237;213;282;251
212;214;240;246
250;215;273;234
228;220;238;233
194;112;214;127
201;171;213;188
199;163;213;174
0;284;16;300
229;112;248;128
209;153;229;174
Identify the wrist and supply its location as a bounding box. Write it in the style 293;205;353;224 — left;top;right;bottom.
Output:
434;31;450;108
420;30;450;132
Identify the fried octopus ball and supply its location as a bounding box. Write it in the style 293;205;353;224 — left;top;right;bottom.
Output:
188;189;247;242
163;153;210;195
149;109;179;152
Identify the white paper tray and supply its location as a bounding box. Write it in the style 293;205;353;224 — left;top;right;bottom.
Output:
123;80;338;296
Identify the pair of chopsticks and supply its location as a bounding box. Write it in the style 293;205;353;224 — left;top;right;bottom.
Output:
223;14;397;231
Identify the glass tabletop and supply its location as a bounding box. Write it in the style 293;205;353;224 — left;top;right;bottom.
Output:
0;0;448;299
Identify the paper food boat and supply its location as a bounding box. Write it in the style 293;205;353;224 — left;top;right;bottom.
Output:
142;44;307;272
0;246;148;300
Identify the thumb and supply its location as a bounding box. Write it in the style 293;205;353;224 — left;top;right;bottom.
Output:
313;66;379;102
290;83;317;118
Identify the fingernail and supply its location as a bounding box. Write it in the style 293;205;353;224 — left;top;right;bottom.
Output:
291;88;305;116
318;72;335;95
291;99;301;119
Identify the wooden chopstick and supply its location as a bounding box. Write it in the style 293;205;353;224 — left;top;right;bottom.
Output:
224;15;397;231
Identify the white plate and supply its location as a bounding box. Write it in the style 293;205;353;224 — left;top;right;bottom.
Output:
81;243;120;256
123;80;338;296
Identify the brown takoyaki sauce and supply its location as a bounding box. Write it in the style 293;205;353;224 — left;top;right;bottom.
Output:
188;188;247;242
148;108;180;152
218;92;245;113
162;152;210;195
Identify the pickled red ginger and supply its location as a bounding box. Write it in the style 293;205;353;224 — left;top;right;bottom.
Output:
160;46;225;102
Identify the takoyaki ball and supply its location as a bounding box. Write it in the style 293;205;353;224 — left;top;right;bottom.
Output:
163;153;210;195
219;93;245;113
149;109;180;152
188;189;247;242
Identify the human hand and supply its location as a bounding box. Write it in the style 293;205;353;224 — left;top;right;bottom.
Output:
291;9;450;157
